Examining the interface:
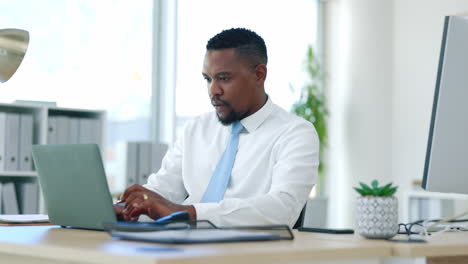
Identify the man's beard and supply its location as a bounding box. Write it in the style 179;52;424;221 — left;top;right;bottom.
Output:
217;109;241;126
211;96;244;126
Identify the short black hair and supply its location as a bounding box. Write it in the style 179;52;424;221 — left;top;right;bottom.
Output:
206;28;268;65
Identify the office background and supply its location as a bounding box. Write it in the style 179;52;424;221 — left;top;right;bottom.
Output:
2;0;468;228
0;0;317;189
324;0;468;228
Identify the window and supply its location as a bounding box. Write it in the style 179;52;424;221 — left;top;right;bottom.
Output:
175;0;318;135
1;0;153;191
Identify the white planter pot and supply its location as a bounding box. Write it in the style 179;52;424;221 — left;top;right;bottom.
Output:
356;196;398;239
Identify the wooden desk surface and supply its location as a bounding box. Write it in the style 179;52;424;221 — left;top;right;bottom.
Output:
305;231;468;260
390;233;468;258
0;226;392;264
0;226;467;264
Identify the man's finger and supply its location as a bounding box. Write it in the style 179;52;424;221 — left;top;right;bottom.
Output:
114;204;126;220
127;202;149;219
124;191;145;207
121;184;146;201
114;204;124;214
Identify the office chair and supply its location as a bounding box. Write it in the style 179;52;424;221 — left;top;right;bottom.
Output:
293;206;306;229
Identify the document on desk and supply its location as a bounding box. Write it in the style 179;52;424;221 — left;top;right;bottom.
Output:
106;220;294;244
110;229;283;244
0;214;49;224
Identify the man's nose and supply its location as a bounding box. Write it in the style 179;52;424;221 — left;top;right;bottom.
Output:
209;80;222;96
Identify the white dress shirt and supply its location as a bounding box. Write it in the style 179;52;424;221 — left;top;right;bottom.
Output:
144;97;319;227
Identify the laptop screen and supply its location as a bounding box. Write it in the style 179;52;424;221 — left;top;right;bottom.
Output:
32;144;117;230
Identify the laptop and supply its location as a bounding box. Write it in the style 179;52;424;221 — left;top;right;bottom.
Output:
31;144;117;230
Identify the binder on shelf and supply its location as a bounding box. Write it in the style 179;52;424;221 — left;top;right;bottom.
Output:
79;118;94;144
68;117;80;144
137;142;152;185
0;104;105;217
47;117;58;145
16;181;39;214
0;112;6;171
125;142;169;187
50;116;102;145
126;142;138;187
2;182;19;214
151;143;168;176
91;118;103;148
19;114;33;171
55;116;70;145
5;113;20;171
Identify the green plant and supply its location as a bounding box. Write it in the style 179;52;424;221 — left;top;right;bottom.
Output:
354;180;398;197
291;46;328;194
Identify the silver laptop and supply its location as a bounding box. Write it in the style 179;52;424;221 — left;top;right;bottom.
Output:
32;144;117;230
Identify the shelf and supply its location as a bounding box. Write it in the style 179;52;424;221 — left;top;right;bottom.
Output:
406;190;468;200
0;103;105;215
0;171;38;177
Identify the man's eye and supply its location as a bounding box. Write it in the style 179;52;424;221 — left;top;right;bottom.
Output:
203;76;211;83
219;76;230;81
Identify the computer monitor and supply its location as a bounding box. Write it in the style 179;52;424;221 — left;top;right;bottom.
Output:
422;16;468;195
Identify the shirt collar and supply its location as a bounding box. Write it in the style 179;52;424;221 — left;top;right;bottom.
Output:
239;95;274;133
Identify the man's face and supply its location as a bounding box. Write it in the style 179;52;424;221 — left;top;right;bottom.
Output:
202;49;259;125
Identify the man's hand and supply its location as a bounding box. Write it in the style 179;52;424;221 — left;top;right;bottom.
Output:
113;203;126;220
116;184;196;221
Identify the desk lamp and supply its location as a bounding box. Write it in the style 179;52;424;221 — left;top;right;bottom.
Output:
0;28;29;83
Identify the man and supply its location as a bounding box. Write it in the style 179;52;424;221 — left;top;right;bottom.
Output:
116;28;319;227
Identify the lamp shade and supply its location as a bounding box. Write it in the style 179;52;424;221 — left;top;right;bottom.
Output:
0;29;29;83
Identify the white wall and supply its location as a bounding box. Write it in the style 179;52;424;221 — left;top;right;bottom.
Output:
325;0;394;228
392;0;468;215
393;1;439;193
325;0;468;227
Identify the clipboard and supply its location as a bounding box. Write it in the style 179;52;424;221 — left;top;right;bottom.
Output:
104;220;294;244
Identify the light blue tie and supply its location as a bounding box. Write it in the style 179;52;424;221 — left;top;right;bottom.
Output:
201;121;243;202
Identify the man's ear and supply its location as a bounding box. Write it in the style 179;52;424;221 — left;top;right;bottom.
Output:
255;64;267;85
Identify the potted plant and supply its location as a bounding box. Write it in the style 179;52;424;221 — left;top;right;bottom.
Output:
354;180;399;239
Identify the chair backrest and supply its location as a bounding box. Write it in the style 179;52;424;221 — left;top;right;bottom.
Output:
293;206;306;229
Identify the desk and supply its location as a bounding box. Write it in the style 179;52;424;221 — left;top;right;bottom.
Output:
0;226;466;264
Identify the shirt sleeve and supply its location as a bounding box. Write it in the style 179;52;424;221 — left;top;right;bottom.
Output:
143;135;188;204
192;122;319;227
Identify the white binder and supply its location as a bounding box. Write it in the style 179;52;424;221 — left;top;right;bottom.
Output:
78;118;93;144
17;181;39;214
47;117;58;145
92;118;103;149
137;142;152;185
2;182;19;214
0;113;6;171
68;117;80;144
126;142;138;187
151;143;168;175
77;117;103;149
19;114;33;171
5;113;20;171
56;116;70;145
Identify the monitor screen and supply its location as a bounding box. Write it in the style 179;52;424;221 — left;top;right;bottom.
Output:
422;16;468;195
